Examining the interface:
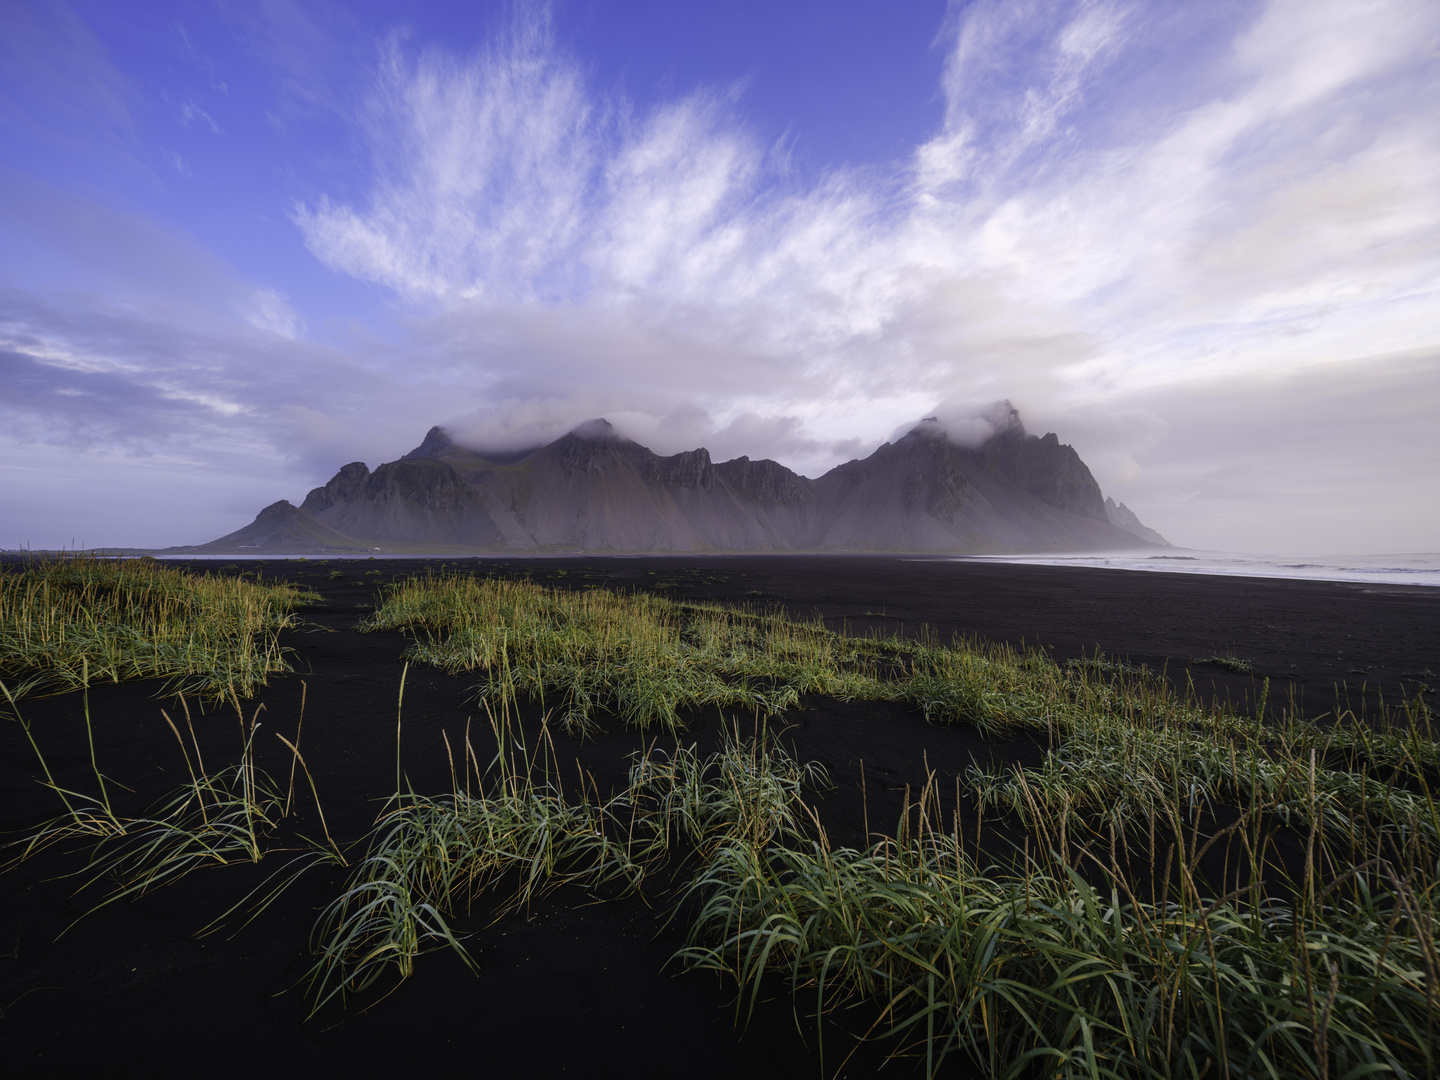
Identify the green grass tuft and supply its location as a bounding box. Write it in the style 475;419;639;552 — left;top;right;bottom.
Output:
0;555;316;700
357;573;1074;736
1197;654;1256;675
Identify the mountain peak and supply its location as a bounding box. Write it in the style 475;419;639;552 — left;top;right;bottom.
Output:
570;418;618;441
984;400;1025;439
405;426;453;459
901;400;1027;448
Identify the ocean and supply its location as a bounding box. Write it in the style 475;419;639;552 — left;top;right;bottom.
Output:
932;551;1440;588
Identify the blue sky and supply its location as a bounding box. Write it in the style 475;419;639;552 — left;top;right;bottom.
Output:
2;0;1437;553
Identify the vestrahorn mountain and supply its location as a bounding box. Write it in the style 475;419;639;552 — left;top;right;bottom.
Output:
195;407;1169;553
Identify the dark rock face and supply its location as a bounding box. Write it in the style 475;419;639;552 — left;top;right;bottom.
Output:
542;429;658;480
982;430;1107;520
202;412;1170;553
247;500;302;537
802;423;1122;552
712;457;813;505
660;449;714;491
365;460;473;516
301;462;370;513
302;457;507;546
403;426;453;460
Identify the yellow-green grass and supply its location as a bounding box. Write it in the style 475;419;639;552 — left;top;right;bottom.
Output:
345;573;1440;1074
680;783;1440;1079
358;572;1072;736
363;574;1439;860
0;555;318;700
307;699;1440;1078
7;619;1434;1074
4;678;344;944
672;682;1438;1078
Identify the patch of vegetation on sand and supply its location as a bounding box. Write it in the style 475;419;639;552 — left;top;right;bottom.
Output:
0;555;317;700
307;694;1440;1079
357;573;1067;737
679;759;1440;1080
342;573;1440;1075
1196;653;1256;675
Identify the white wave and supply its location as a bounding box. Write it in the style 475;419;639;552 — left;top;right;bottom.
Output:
932;551;1440;588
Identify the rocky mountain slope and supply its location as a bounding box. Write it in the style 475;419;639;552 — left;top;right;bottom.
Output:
1104;497;1169;547
195;408;1169;553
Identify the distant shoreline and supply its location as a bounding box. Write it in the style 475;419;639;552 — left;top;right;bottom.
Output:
6;547;1439;589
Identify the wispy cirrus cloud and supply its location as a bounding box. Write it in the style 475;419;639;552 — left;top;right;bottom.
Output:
296;16;598;304
178;99;222;133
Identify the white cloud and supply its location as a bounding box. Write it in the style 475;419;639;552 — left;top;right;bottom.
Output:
294;17;597;304
162;148;191;177
178;99;222;133
243;287;302;339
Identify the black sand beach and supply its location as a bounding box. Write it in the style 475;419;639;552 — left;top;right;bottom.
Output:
2;556;1437;1077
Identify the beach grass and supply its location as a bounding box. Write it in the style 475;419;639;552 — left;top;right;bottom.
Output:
303;701;645;1013
347;572;1440;1075
6;565;1437;1076
3;679;341;936
297;683;1440;1077
302;705;828;1015
678;782;1438;1079
1197;653;1256;675
357;572;1067;737
0;554;317;700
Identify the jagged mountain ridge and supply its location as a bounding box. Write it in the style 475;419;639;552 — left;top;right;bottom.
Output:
199;409;1169;553
1104;497;1168;547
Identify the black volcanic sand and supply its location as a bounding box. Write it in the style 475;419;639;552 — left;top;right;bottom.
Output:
2;556;1437;1077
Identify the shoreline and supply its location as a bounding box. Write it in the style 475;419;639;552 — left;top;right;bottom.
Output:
7;547;1439;591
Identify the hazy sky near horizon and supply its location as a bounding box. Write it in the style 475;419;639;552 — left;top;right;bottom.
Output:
2;0;1437;553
